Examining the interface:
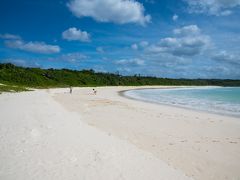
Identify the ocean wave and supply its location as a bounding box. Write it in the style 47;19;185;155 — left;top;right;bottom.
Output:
125;87;240;117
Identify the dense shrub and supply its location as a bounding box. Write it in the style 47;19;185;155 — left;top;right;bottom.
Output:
0;63;239;88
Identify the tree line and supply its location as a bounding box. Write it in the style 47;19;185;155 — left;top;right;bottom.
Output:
0;63;239;88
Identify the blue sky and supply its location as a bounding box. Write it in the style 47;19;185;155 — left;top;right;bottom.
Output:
0;0;240;79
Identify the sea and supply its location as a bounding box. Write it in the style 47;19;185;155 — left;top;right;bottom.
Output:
124;87;240;117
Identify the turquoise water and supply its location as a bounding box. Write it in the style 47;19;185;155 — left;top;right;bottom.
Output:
125;87;240;117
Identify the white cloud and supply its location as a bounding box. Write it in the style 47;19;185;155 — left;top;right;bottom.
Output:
96;47;104;53
62;27;90;42
172;14;178;21
5;39;60;54
184;0;240;16
131;43;138;50
220;10;233;16
116;58;145;66
1;58;40;67
131;41;149;50
0;33;21;40
67;0;151;25
139;41;149;47
173;25;200;35
2;34;60;54
57;52;88;63
212;51;240;65
146;25;211;57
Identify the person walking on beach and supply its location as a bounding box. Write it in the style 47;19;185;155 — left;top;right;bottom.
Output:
93;88;97;95
70;86;73;94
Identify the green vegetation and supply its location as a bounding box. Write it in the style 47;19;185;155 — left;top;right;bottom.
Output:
0;84;29;93
0;63;240;89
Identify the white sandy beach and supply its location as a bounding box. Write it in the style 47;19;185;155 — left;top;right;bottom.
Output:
1;86;240;180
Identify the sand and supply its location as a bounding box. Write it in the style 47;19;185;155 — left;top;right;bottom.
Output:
0;86;240;180
54;86;240;180
0;88;191;180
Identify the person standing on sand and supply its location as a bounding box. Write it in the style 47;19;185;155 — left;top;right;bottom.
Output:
70;86;73;94
93;88;97;95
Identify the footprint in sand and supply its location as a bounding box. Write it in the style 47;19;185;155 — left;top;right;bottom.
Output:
180;140;187;143
229;141;238;144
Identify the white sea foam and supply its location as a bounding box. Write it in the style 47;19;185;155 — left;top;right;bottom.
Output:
125;87;240;117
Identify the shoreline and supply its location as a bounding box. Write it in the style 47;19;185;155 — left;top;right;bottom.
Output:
119;87;240;119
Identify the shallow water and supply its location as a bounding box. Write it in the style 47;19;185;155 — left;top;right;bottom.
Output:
125;87;240;117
